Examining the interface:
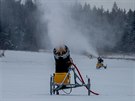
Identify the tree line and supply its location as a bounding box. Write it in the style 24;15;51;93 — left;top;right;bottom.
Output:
0;0;135;54
70;2;135;54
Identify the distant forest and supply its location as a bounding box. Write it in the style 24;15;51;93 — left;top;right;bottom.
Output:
0;0;135;54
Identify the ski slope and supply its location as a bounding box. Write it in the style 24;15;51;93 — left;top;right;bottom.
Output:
0;50;135;101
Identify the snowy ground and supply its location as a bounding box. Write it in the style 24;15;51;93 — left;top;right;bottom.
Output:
0;50;135;101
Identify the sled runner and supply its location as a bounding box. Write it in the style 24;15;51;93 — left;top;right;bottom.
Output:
50;63;99;96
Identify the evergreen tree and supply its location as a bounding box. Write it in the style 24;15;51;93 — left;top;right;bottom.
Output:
0;1;135;53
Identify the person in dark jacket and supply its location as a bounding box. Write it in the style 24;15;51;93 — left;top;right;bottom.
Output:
53;45;72;73
96;57;107;69
97;57;103;64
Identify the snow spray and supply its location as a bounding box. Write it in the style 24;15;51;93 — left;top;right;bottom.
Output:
15;0;124;57
37;0;98;57
15;0;35;5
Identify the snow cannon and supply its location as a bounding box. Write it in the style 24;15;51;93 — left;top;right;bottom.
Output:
50;45;99;95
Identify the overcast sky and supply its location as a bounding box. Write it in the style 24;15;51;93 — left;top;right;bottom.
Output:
15;0;135;11
79;0;135;11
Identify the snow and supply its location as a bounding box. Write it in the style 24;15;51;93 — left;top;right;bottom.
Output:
0;50;135;101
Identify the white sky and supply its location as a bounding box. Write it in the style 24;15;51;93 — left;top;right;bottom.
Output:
15;0;135;11
79;0;135;11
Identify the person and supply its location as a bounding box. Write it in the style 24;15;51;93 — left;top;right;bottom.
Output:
97;57;103;64
96;57;106;69
53;45;73;73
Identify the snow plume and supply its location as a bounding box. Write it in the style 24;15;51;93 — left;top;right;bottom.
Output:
37;0;98;56
15;0;35;5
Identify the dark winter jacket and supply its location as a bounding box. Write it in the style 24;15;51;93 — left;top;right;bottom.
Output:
97;57;103;63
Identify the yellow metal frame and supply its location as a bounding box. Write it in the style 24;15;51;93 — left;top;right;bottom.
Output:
54;73;70;84
96;63;103;68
